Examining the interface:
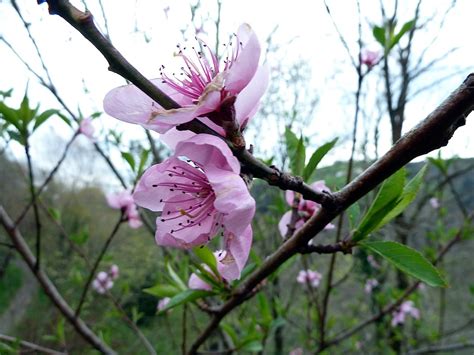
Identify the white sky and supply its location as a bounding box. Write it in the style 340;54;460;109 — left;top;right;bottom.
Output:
0;0;473;185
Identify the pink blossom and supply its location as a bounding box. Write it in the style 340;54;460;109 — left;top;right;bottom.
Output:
92;271;114;294
296;269;322;288
109;264;119;280
79;117;95;139
364;278;379;294
134;135;255;279
106;190;142;229
391;300;420;326
157;297;171;311
279;181;335;237
103;24;269;136
429;197;440;209
367;255;380;269
360;49;380;69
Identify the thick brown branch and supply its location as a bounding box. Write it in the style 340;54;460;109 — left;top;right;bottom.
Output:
187;75;474;353
0;206;116;355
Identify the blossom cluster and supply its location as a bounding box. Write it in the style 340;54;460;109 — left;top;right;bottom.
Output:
92;264;119;294
296;269;322;288
103;24;268;283
391;300;420;326
106;190;142;228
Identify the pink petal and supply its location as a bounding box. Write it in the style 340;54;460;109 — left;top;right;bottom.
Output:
188;273;212;290
206;167;255;236
175;134;240;174
225;24;261;94
220;225;252;280
160;128;196;150
285;190;295;206
278;211;292;237
234;64;269;126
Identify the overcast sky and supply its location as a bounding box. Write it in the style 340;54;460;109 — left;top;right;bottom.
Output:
1;0;473;185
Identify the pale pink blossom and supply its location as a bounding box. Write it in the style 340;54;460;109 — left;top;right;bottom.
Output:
109;264;119;280
79;117;95;139
289;348;303;355
367;255;380;269
279;181;335;237
134;135;255;279
364;278;379;294
296;269;322;288
361;49;380;69
429;197;440;209
157;297;171;311
391;300;420;326
104;24;269;136
92;271;114;294
106;190;142;229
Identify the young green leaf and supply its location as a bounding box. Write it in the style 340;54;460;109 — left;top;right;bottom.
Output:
285;127;306;176
143;284;180;298
373;25;386;46
360;241;447;287
193;245;218;277
303;138;338;181
389;19;416;50
0;102;21;131
166;262;187;291
376;165;427;229
121;152;136;171
157;289;215;313
33;109;58;131
352;168;406;242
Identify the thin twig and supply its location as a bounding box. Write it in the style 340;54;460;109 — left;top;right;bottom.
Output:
0;333;66;355
0;205;116;355
75;212;125;317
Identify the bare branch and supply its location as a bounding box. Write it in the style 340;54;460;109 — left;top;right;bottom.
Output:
0;206;116;355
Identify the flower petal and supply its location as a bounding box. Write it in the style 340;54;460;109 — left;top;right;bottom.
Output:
225;24;261;94
278;211;292;237
235;64;269;127
220;225;252;280
206;167;255;236
175;134;240;173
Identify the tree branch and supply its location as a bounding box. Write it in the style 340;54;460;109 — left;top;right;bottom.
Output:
0;333;66;355
0;206;116;355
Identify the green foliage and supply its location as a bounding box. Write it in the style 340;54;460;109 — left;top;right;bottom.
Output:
0;264;23;314
0;90;59;144
373;19;416;54
157;289;216;314
352;166;426;242
193;245;218;277
303;138;338;181
285;127;305;176
143;284;180;298
360;241;447;287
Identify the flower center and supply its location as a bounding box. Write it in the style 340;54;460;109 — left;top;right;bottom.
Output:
160;36;243;102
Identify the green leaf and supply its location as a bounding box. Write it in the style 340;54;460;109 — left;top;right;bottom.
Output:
428;156;447;174
69;229;89;245
48;207;61;222
33;109;58;131
285;127;306;176
121;152;135;171
239;340;263;352
157;289;215;313
389;19;415;50
0;89;13;98
220;323;238;346
303;138;338;181
360;241;447;287
57;112;72;127
257;293;272;326
373;25;386;46
347;202;360;229
137;149;150;176
166;263;187;291
143;284;180;298
352;169;406;242
7;130;24;145
193;245;218;277
0;102;21;130
293;136;306;176
377;165;427;229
